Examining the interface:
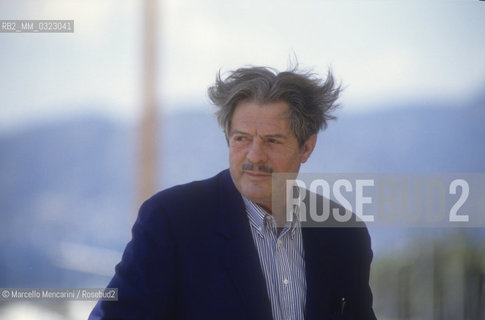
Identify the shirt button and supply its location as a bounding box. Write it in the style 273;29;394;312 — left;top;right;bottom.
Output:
277;239;282;246
283;279;289;285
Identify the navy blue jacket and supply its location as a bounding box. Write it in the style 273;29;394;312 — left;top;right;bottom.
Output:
90;170;376;319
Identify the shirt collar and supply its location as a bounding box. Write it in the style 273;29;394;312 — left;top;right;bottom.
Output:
242;196;301;239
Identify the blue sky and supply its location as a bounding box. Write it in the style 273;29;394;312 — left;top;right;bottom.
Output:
1;0;484;131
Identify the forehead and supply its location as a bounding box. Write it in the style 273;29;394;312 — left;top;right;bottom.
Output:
230;100;291;133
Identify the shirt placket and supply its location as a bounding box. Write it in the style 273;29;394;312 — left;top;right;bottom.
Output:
266;215;294;320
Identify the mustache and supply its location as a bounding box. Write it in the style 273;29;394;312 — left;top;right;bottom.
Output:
242;163;273;174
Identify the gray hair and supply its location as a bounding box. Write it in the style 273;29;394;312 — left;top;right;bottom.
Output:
207;65;341;146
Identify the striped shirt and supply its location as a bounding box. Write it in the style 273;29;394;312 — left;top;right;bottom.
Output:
243;197;306;320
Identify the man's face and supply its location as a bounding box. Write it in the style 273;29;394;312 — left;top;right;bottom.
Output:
228;100;316;211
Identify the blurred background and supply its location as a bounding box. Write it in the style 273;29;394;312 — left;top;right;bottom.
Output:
1;0;484;319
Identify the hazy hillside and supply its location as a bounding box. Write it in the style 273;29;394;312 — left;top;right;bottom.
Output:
0;100;484;288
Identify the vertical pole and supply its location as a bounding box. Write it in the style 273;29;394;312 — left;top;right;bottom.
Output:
138;0;158;208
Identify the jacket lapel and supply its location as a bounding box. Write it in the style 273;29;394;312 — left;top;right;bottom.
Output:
302;227;340;319
215;170;273;320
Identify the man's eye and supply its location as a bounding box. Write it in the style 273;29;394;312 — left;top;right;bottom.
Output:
267;138;280;144
234;136;247;142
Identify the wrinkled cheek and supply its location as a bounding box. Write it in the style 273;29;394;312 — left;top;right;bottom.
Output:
229;151;246;167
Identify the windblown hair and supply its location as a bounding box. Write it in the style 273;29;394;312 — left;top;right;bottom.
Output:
207;65;342;146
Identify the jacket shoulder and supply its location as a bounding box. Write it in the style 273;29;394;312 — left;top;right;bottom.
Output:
137;170;229;227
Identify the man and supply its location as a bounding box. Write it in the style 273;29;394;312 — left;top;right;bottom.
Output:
90;66;376;319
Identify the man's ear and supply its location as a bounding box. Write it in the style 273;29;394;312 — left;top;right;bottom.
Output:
300;134;317;163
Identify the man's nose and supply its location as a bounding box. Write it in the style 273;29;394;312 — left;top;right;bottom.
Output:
246;139;267;164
